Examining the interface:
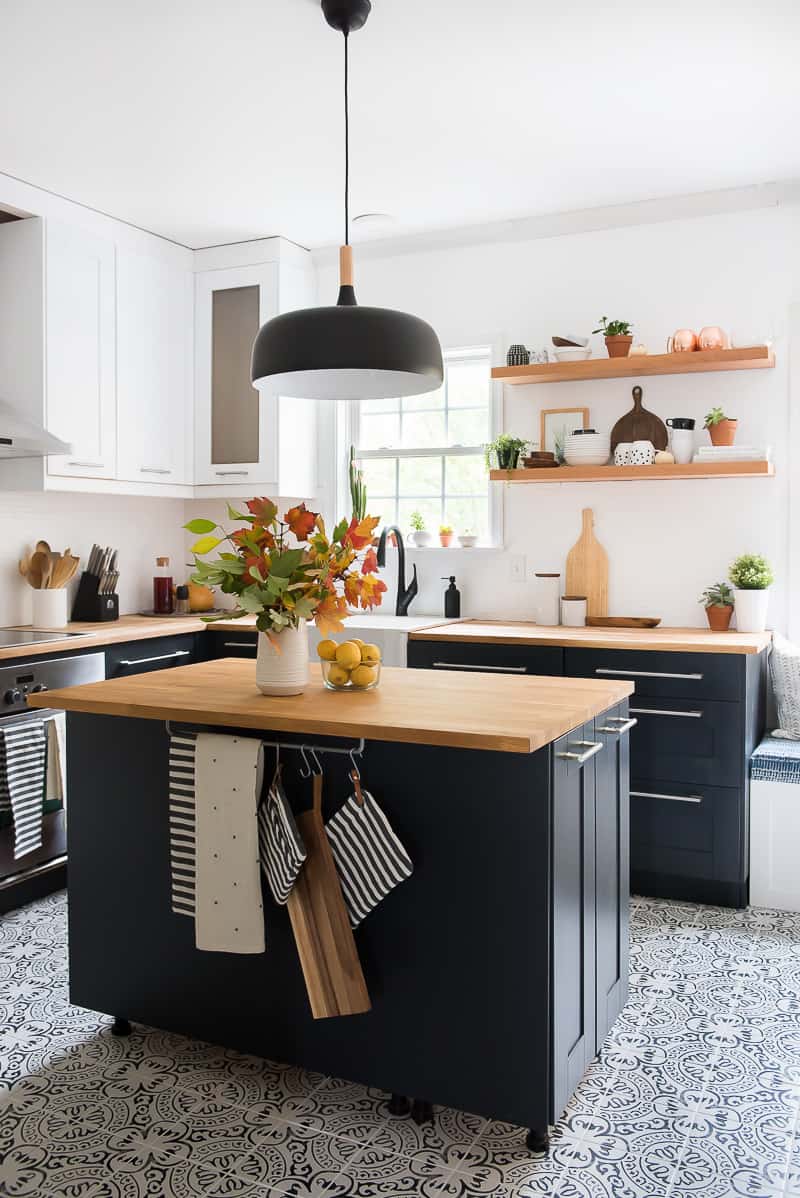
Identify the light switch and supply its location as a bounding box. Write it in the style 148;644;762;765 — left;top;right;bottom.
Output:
510;554;527;582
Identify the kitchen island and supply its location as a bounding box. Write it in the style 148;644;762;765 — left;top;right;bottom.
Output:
30;660;634;1149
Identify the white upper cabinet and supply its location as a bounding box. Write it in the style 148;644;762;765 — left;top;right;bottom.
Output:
45;221;117;479
116;251;193;485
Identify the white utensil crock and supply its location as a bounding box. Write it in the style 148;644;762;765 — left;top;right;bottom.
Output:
256;624;310;696
734;589;769;634
534;574;561;625
31;588;69;629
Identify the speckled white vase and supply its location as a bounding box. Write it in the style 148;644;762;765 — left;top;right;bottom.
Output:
256;624;309;696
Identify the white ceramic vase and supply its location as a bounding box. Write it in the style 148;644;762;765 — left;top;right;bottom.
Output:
734;588;769;633
412;530;432;548
256;623;309;696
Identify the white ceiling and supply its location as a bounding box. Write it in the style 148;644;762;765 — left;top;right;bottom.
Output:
1;0;798;250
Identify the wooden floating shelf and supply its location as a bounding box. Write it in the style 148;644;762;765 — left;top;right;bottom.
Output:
490;462;775;484
492;346;774;385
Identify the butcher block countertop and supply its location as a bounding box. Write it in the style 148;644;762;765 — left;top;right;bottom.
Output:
0;614;209;661
27;658;634;754
409;620;772;655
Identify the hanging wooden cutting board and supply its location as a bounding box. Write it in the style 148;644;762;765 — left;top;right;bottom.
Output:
565;508;608;618
286;773;371;1020
610;385;668;451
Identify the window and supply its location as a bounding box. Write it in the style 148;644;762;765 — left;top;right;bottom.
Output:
349;346;498;545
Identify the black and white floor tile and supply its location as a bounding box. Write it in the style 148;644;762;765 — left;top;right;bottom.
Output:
2;891;800;1196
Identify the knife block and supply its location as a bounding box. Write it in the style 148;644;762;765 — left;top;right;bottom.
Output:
71;572;120;622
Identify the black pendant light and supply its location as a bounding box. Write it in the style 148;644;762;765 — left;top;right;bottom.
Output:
251;0;443;401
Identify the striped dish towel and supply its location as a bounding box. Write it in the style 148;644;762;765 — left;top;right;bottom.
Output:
0;721;48;859
326;788;413;928
168;733;197;917
258;769;306;905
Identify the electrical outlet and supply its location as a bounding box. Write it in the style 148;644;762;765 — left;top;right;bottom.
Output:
509;554;527;582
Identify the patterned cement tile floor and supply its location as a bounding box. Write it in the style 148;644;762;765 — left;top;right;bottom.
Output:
1;891;800;1197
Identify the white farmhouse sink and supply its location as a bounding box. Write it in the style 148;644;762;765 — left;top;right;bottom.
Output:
308;613;450;668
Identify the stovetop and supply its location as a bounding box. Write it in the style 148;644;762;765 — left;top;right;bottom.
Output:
0;629;91;649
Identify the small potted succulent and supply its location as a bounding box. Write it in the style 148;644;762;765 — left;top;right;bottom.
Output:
485;434;529;472
592;317;633;358
439;524;454;548
704;407;738;447
698;581;735;632
458;528;478;548
729;553;773;632
410;510;432;548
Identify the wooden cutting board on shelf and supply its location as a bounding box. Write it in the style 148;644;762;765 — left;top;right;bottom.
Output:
286;773;371;1020
610;385;668;451
565;508;608;618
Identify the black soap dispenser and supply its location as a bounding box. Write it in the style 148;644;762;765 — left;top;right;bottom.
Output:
442;576;461;618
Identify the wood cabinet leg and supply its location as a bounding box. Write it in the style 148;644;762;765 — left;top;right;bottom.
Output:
411;1099;434;1125
526;1127;549;1154
387;1093;410;1116
111;1017;132;1037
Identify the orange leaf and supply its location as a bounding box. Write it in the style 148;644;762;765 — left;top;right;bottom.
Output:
284;503;318;541
344;574;361;607
358;574;387;610
314;593;349;637
246;497;278;524
361;547;378;575
344;514;380;551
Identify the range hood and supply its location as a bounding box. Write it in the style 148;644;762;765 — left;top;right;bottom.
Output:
0;397;71;458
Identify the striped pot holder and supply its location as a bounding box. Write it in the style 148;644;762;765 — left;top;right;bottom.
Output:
258;767;306;905
168;733;197;917
326;785;413;928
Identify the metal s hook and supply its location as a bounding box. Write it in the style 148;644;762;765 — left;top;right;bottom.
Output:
310;747;323;776
349;747;361;780
299;745;312;779
349;747;365;806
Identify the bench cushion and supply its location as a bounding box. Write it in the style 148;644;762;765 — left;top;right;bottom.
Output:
751;736;800;784
770;633;800;740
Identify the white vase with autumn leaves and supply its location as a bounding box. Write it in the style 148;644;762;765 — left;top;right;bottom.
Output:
256;623;310;696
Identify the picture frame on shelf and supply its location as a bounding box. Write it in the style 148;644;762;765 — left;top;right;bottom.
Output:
540;407;589;455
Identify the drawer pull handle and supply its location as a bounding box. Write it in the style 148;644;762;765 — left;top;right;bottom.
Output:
598;717;638;734
140;466;172;475
630;707;703;719
214;470;249;477
68;461;104;469
557;741;603;765
595;668;703;681
117;650;191;667
223;641;254;649
432;661;526;673
631;790;703;804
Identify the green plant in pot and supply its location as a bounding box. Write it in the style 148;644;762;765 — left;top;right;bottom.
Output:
698;581;735;632
592;316;633;359
410;510;432;548
704;407;738;447
485;434;528;472
729;553;773;633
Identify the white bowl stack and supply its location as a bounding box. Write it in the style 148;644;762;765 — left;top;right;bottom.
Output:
563;432;611;467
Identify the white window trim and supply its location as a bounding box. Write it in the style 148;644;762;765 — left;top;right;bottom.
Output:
337;342;504;549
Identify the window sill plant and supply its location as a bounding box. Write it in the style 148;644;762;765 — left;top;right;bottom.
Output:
705;407;738;447
458;529;478;548
699;581;734;632
729;553;773;633
485;434;528;472
409;510;432;548
185;499;386;696
593;316;633;359
439;524;454;548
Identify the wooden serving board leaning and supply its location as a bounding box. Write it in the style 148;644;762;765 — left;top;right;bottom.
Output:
610;385;668;452
565;508;609;619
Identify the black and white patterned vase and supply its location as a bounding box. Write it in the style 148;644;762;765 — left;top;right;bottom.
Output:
506;344;530;367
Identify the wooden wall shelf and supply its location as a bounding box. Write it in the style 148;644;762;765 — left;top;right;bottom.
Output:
490;462;775;484
492;346;774;385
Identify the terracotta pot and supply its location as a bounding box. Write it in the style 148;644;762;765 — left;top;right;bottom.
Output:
705;604;733;632
707;418;737;447
439;534;453;547
605;335;633;358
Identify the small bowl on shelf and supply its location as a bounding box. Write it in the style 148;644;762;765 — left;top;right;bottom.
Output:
563;431;611;467
321;658;381;692
553;346;592;362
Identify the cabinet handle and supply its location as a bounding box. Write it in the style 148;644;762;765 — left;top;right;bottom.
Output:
68;460;104;469
556;740;603;764
223;641;254;649
214;470;249;477
630;707;703;719
631;790;703;804
140;467;172;475
595;667;703;681
598;717;638;734
117;650;191;667
432;661;526;673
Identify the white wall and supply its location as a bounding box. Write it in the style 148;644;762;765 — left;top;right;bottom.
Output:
316;203;800;630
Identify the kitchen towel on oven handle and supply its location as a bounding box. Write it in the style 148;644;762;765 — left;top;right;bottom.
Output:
0;719;48;859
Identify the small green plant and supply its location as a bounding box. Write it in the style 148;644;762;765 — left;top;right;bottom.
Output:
704;407;731;428
729;554;773;590
593;317;632;337
349;445;366;521
699;582;734;608
484;434;529;470
410;510;426;532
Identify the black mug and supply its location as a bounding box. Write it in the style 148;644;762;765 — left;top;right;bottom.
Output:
666;418;695;430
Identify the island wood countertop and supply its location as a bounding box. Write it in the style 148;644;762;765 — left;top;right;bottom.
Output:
409;620;772;655
27;658;634;754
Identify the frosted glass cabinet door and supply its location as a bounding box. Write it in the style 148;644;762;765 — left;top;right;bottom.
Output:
195;264;279;487
45;221;117;479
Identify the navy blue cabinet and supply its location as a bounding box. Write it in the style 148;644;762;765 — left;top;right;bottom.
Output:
204;629;257;660
406;639;563;676
105;633;200;677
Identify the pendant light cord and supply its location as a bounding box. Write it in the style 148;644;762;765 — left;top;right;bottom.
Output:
344;30;350;247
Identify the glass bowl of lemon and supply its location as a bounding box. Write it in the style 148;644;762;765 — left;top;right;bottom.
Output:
317;638;382;691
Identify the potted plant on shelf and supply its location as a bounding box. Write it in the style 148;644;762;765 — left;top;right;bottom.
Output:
185;499;386;696
729;553;773;633
439;524;454;548
592;316;634;358
704;407;738;447
484;434;528;472
458;528;478;548
698;581;735;632
410;510;432;548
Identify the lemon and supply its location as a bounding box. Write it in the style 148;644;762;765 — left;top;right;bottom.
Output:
350;638;366;649
327;663;351;687
360;643;381;666
335;641;362;669
351;664;377;688
317;639;338;661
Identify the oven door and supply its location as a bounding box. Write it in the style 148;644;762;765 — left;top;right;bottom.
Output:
0;709;66;888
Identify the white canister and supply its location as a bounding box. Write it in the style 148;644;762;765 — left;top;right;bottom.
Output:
561;596;588;627
734;589;770;634
667;428;694;465
256;623;310;696
534;573;560;626
31;588;69;629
